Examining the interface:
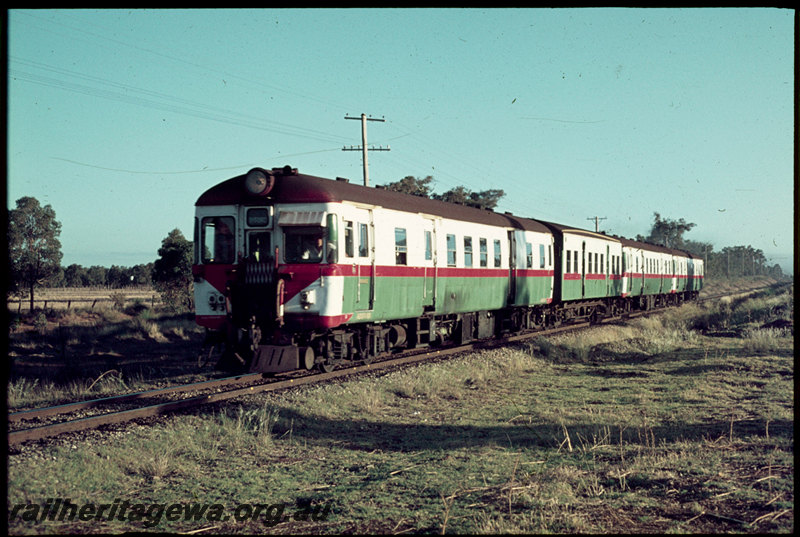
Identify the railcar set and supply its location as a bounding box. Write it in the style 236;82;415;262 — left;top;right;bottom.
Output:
193;166;703;373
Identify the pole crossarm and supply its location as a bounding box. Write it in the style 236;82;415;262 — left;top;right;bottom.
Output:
343;113;390;186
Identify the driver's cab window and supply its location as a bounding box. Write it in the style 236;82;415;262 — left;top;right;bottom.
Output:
284;227;323;263
247;232;271;263
202;216;235;264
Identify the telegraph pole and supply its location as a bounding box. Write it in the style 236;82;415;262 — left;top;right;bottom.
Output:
587;216;607;233
343;114;390;186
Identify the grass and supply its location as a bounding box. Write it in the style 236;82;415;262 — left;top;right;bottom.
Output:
7;281;794;534
7;303;206;410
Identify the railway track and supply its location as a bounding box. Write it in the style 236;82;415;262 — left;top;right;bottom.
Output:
8;284;784;446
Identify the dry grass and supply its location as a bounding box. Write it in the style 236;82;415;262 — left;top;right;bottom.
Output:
6;281;794;534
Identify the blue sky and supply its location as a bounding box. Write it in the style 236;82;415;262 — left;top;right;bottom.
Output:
7;8;795;272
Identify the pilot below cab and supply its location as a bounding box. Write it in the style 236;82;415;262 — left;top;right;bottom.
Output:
223;210;339;373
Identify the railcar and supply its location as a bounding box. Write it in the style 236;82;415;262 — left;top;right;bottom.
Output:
620;238;703;309
193;165;702;374
539;222;624;322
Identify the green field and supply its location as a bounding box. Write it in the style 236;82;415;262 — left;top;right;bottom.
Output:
7;280;793;534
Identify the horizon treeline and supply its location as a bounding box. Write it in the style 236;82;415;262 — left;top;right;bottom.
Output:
42;263;154;289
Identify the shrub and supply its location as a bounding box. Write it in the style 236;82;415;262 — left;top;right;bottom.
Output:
109;292;126;311
33;311;48;335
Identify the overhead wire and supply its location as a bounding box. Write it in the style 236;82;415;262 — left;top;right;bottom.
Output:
11;10;565;221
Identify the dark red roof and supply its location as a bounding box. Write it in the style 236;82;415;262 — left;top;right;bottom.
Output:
196;167;552;233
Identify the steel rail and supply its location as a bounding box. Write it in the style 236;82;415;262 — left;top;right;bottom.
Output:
8;372;263;423
7;320;594;445
8;283;783;446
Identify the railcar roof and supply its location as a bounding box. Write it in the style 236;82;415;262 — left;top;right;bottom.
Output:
618;237;692;258
535;220;622;243
196;167;552;233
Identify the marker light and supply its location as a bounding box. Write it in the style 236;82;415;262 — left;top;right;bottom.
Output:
244;168;275;196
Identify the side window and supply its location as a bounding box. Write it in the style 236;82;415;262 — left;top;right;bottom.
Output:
595;253;599;274
494;240;502;268
549;245;552;267
359;223;369;257
539;244;545;269
344;221;354;258
600;254;604;274
395;228;407;265
424;230;432;261
479;238;487;268
464;237;473;268
526;243;533;269
447;234;457;267
566;249;572;273
588;252;593;274
575;251;579;273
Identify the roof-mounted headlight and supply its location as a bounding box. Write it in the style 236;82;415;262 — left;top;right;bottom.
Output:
244;168;275;196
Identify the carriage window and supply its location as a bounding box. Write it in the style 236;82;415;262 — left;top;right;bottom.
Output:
600;254;604;274
201;216;235;264
539;244;545;269
588;252;593;274
566;250;572;273
359;223;369;257
464;237;473;268
425;230;433;261
574;251;579;273
549;245;552;267
447;234;457;267
344;221;354;257
479;238;487;267
494;239;502;268
526;243;533;269
395;228;407;265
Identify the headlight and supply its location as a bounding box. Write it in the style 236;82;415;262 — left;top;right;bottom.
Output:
244;168;275;196
208;293;224;311
299;290;316;310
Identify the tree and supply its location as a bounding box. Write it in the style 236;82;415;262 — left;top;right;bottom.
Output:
86;265;108;287
107;265;131;288
64;264;90;287
151;229;194;312
378;175;435;197
433;187;505;210
377;175;505;211
637;212;696;248
8;196;63;310
130;263;154;286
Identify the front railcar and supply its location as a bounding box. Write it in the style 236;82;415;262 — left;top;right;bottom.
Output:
194;167;334;371
193;168;283;367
